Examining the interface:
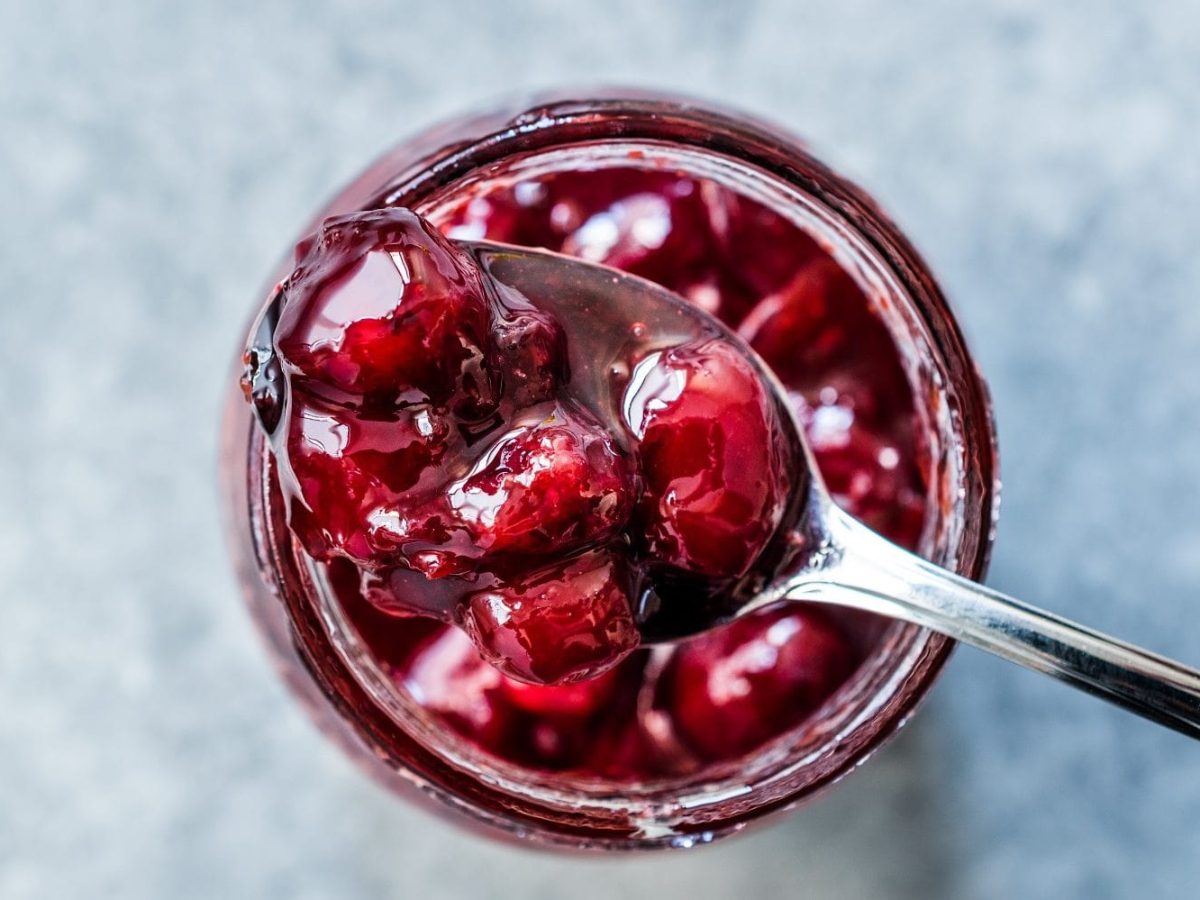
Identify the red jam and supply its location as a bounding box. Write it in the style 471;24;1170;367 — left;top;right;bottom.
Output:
258;166;929;779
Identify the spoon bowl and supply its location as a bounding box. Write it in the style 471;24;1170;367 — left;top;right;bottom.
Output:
467;240;810;640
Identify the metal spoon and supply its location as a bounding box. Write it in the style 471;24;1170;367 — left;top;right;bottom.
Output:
471;241;1200;740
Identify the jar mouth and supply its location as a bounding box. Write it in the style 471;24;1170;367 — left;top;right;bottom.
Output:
229;95;999;850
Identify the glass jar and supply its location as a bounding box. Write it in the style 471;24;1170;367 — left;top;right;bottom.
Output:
219;91;999;850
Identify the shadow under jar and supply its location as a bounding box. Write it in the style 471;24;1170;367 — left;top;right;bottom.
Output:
219;92;999;850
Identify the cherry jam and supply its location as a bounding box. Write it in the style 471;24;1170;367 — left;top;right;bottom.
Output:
223;94;998;848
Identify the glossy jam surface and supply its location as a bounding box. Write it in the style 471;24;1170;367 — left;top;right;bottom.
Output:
261;167;930;779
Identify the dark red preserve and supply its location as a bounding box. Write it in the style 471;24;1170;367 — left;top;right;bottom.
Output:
250;167;927;778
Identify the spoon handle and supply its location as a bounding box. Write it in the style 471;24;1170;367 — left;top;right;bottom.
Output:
775;507;1200;739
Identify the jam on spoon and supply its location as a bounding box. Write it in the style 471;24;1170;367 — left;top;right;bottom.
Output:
248;207;796;686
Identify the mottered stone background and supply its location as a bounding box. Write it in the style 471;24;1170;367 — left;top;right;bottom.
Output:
3;2;1199;897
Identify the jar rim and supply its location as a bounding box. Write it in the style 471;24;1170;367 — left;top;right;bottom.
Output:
222;92;1000;851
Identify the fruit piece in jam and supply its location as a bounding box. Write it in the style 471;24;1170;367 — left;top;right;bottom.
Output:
659;605;857;760
447;401;634;560
275;209;495;412
258;167;929;779
624;338;789;578
460;548;641;685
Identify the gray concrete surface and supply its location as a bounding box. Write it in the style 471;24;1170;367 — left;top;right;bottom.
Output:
3;1;1200;897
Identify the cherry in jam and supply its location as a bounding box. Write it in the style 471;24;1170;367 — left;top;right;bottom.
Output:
625;338;790;579
460;548;641;685
659;605;857;761
256;167;929;779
